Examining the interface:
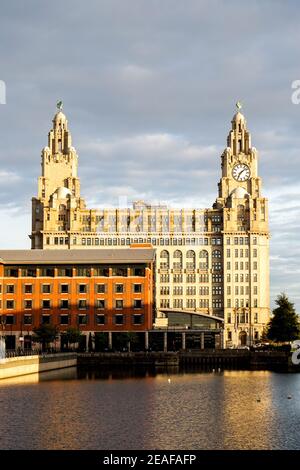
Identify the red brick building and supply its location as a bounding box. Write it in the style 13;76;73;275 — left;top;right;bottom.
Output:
0;247;154;350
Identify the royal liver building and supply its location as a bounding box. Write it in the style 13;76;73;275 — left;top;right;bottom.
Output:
31;105;270;347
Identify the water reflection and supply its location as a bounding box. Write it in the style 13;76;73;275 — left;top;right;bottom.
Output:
0;367;300;450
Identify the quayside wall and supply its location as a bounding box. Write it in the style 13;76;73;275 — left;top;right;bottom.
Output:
0;353;77;380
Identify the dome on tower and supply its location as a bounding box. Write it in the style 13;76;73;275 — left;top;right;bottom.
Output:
53;111;67;123
232;111;246;124
53;186;72;199
230;187;249;199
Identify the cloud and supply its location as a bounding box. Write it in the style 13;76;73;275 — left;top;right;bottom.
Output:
0;0;299;310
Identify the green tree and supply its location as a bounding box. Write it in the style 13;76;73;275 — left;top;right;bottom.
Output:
33;324;59;352
267;293;300;342
61;327;82;350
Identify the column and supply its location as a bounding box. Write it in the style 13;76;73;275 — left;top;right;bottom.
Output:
200;332;205;350
108;331;112;350
145;331;149;351
164;332;168;352
220;329;224;349
182;332;186;351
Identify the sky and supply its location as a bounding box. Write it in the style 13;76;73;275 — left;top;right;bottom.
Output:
0;0;300;310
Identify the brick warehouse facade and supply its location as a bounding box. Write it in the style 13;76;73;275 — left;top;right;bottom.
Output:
0;247;154;350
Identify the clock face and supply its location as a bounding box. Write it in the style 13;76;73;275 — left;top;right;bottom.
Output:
232;163;250;181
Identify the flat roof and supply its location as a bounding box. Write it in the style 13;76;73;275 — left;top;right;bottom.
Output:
0;248;155;265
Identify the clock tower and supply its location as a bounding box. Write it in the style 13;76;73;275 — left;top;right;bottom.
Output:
214;104;270;347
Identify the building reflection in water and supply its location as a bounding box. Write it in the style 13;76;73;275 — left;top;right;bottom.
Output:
1;368;300;449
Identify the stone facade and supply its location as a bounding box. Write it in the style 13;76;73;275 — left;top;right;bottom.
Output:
31;107;270;347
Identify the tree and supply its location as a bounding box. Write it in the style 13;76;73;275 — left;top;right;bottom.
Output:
61;327;82;350
33;324;59;352
267;293;300;343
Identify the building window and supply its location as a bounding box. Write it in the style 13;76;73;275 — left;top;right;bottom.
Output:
134;299;142;309
212;250;222;259
199;250;209;270
60;315;69;325
77;267;91;277
6;285;15;294
133;315;143;325
24;300;32;310
42;315;50;324
228;331;232;341
160;250;170;269
212;286;222;295
78;284;87;294
186;250;196;269
112;267;128;277
58;267;73;277
96;314;105;325
24;284;33;294
40;267;55;277
254;313;258;323
60;284;69;294
96;299;106;309
4;268;18;277
115;314;124;325
78;299;87;309
212;262;222;271
21;268;37;277
60;299;69;309
133;284;142;293
96;284;106;294
94;267;110;277
115;300;124;309
132;267;145;276
78;314;87;325
173;250;183;269
5;315;14;325
23;315;32;325
42;284;51;294
115;284;124;293
5;300;14;310
42;300;51;309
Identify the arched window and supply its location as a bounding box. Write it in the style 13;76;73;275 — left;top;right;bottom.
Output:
173;250;183;269
212;250;222;259
160;250;169;269
199;250;209;270
186;250;196;269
